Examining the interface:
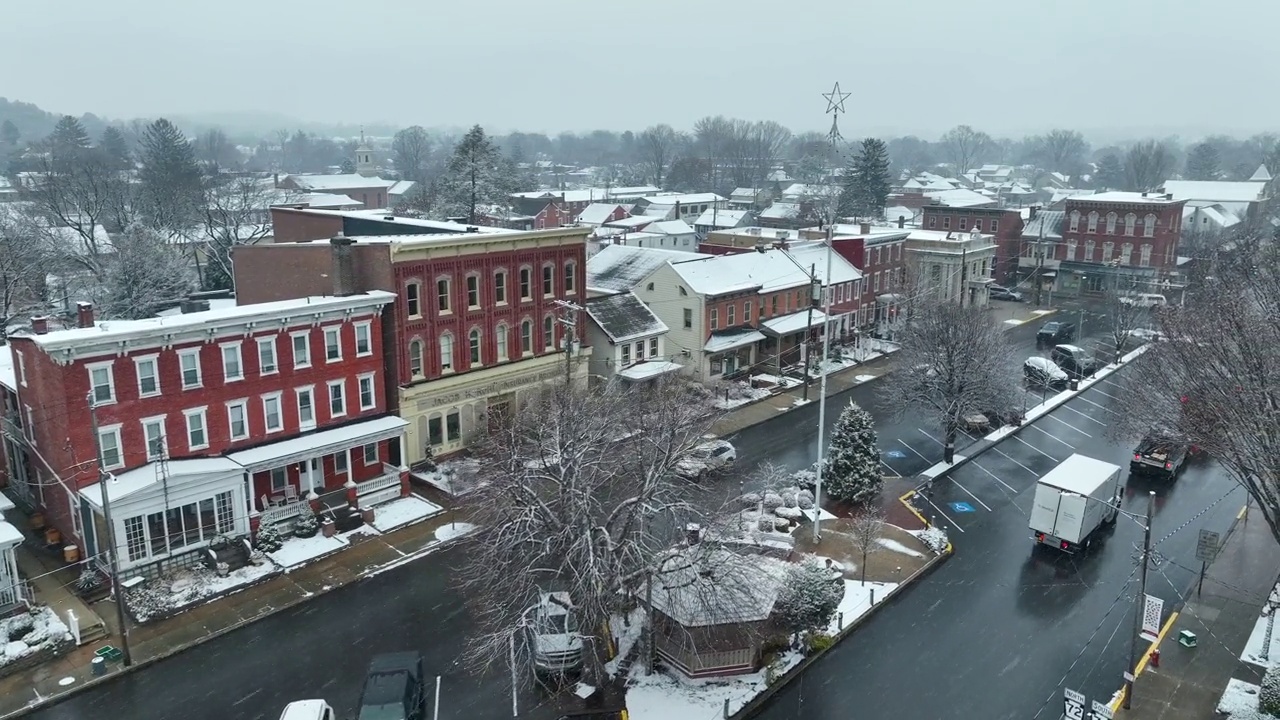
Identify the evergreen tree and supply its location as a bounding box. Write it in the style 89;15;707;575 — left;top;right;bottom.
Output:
339;157;356;174
1185;142;1221;181
1094;153;1125;189
46;115;91;170
435;125;516;224
98;126;132;172
0;120;18;146
102;224;195;319
774;559;843;639
851;138;892;219
138;118;205;232
836;166;858;219
824;401;882;504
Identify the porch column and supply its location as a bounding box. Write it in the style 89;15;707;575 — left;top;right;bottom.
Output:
397;432;410;497
244;472;259;534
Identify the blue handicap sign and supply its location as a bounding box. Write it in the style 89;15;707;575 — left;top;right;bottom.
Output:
950;502;976;513
885;450;907;459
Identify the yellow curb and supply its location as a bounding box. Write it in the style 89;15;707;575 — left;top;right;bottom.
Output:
1109;610;1180;712
899;489;931;529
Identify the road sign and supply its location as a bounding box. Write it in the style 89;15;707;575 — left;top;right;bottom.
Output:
950;502;975;513
1063;688;1086;720
1196;529;1222;563
1092;700;1114;719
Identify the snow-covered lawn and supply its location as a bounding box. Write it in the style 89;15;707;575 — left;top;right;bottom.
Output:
370;495;443;532
605;608;647;676
435;522;478;542
126;561;279;622
1218;677;1267;719
876;538;925;558
268;534;347;570
713;383;774;410
1241;583;1280;668
830;580;897;633
909;526;951;555
412;458;483;496
750;373;801;389
853;374;878;383
0;606;73;669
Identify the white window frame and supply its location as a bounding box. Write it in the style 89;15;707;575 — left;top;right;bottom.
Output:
1120;242;1133;265
140;415;167;461
1066;240;1077;262
14;350;24;387
440;333;455;372
333;449;350;481
542;263;555;297
357;373;376;411
354;322;373;357
134;354;160;398
1124;213;1137;236
405;281;422;317
87;360;116;405
519;266;533;301
296;386;316;430
494;270;508;305
1140;244;1153;268
543;316;555;351
270;467;288;493
1069;210;1080;232
496;324;509;362
226;399;249;441
436;276;452;314
468;327;482;366
323;326;342;363
1106;212;1117;234
291;331;311;369
1143;213;1157;238
254;335;275;376
97;423;124;470
520;321;533;355
408;338;424;377
564;262;577;295
221;342;244;383
262;392;283;433
363;443;378;465
466;274;481;309
327;379;346;418
649;337;659;357
1087;211;1099;233
184;407;209;451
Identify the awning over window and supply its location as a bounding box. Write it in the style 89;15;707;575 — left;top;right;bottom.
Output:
760;310;828;336
704;329;766;353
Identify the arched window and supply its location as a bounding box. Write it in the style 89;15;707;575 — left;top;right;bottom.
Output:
1069;210;1081;232
1120;243;1133;265
1084;240;1096;262
408;338;424;377
496;324;509;361
1105;212;1117;234
543;315;555;351
468;327;482;365
1086;211;1099;233
1124;213;1137;236
520;320;533;354
1143;213;1157;238
439;333;454;372
1140;244;1153;267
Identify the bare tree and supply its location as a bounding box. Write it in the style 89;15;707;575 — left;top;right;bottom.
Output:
746;121;792;190
847;508;886;586
1116;229;1280;547
638;124;679;187
391;125;433;183
693;115;734;190
101;223;196;319
1104;291;1148;364
1031;129;1089;174
23;149;132;277
459;376;733;686
939;125;993;173
195;176;279;290
880;298;1018;462
1125;139;1175;191
0;208;51;342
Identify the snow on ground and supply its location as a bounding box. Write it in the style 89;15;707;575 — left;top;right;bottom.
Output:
1218;677;1266;719
829;580;897;633
435;522;478;542
573;682;596;699
370;495;443;532
909;526;951;555
0;607;72;668
876;537;925;558
921;456;966;479
800;507;838;523
127;561;278;622
854;374;878;383
713;384;773;410
1241;584;1280;668
626;651;804;720
268;534;347;570
790;398;811;407
751;373;801;389
412;458;483;496
606;608;647;676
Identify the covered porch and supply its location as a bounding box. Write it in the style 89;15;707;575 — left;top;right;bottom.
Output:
759;309;828;374
705;328;765;380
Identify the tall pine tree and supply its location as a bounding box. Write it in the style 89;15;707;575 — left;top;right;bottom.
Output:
46;115;91;171
99;126;132;172
102;224;195;319
138;118;205;232
1094;153;1125;189
1184;142;1221;181
852;138;891;219
824;401;882;504
435;125;516;224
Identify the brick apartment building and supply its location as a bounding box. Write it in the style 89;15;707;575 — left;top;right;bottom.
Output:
919;205;1025;283
1054;192;1185;295
235;208;591;466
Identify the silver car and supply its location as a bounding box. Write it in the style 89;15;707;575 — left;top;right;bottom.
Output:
675;439;737;479
523;592;584;677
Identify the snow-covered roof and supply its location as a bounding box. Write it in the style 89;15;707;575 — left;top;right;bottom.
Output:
704;329;766;353
388;180;416;196
80;458;245;507
0;345;15;392
617;361;682;381
640;204;676;218
644;220;695;236
1250;164;1272;182
587;245;712;295
603;215;659;230
924;188;996;207
228;415;408;469
766;170;791;182
282;173;397;191
1021;211;1065;240
290;208;515;235
1048;189;1095;206
0;521;22;547
883;205;918;223
760;202;800;220
780;183;838;199
668;243;861;297
1185;203;1244;230
1071;191;1180;205
693;208;751;228
575;203;625;226
639;192;725;205
284;192;362;209
22;292;395;355
730;187;760;199
1160;180;1267;204
646;548;790;627
761;309;829;336
585;292;668;344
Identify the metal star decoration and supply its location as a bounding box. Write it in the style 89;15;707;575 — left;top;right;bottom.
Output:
823;82;851;115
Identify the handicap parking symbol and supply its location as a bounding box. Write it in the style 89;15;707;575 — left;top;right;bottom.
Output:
885;450;907;459
949;502;976;513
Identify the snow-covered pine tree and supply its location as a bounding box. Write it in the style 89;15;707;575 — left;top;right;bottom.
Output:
774;559;844;639
1261;664;1280;717
101;223;195;320
823;400;883;505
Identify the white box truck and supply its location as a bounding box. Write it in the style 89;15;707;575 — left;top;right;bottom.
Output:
1029;454;1123;553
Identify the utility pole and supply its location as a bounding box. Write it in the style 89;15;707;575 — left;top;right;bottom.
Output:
812;225;836;542
802;263;818;402
1124;490;1156;710
1033;223;1046;306
88;393;133;667
554;300;582;385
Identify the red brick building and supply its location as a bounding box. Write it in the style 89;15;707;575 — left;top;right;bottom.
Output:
1057;192;1185;294
796;224;911;330
920;205;1025;283
0;291;401;576
235;210;592;466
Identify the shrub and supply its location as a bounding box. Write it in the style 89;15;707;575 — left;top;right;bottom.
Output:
775;506;804;520
765;657;786;686
208;534;234;550
773;517;791;531
1261;665;1280;716
742;492;763;507
254;524;284;552
75;568;104;595
293;511;320;538
917;526;950;555
763;492;784;510
803;631;835;655
757;517;774;532
782;491;798;508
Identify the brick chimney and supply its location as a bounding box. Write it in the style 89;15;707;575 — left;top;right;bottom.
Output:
897;216;906;229
329;234;357;297
859;222;872;235
30;316;49;335
1029;206;1039;220
76;302;94;329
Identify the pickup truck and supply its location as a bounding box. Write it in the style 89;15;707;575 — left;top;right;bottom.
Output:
1029;454;1122;554
1130;434;1192;480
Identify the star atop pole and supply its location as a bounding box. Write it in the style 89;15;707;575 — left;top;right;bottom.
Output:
823;82;850;148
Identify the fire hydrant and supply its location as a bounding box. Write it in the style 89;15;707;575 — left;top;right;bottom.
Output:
1149;648;1161;668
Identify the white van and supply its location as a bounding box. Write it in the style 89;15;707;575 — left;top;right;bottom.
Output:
279;700;336;720
1119;293;1167;308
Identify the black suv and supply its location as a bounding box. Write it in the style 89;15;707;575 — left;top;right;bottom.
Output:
1050;344;1102;378
358;652;425;720
1036;321;1076;345
1130;434;1192;480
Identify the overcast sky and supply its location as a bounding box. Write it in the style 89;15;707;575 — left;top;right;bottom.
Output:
4;0;1276;141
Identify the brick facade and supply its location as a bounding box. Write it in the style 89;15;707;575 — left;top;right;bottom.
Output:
921;206;1024;283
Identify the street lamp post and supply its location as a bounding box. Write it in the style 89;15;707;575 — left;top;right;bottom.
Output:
811;225;836;543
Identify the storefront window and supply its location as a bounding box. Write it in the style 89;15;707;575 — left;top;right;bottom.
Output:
429;415;444;446
446;410;461;441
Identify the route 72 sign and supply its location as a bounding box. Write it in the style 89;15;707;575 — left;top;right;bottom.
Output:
1064;688;1086;720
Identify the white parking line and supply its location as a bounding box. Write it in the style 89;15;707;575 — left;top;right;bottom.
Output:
1043;412;1093;438
1086;386;1121;402
1098;377;1126;390
1012;434;1063;462
989;445;1040;477
970;460;1018;493
880;460;903;477
1061;403;1108;426
898;438;931;462
917;428;943;446
1026;422;1077;450
1075;394;1117;413
950;476;994;511
916;493;966;533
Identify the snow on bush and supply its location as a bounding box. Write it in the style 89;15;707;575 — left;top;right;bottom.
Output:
254;524;284;552
914;526;950;555
823;401;883;504
773;517;791;532
763;493;784;510
797;490;815;510
775;506;804;520
792;468;817;490
742;492;762;507
757;517;775;532
0;606;72;668
781;492;798;508
775;560;845;638
1261;665;1280;716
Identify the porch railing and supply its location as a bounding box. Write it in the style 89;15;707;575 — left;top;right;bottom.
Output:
357;468;402;506
260;500;305;527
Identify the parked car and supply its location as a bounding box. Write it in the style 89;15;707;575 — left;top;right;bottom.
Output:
1050;344;1102;378
1024;356;1069;389
1036;321;1076;345
1119;293;1167;308
523;592;584;677
357;653;425;720
280;700;337;720
1130;433;1193;480
675;438;736;479
989;285;1024;302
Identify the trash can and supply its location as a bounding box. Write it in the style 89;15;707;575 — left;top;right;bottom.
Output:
91;656;106;677
1069;378;1079;391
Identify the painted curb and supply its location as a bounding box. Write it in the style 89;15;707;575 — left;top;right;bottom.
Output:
3;533;470;720
730;543;955;720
